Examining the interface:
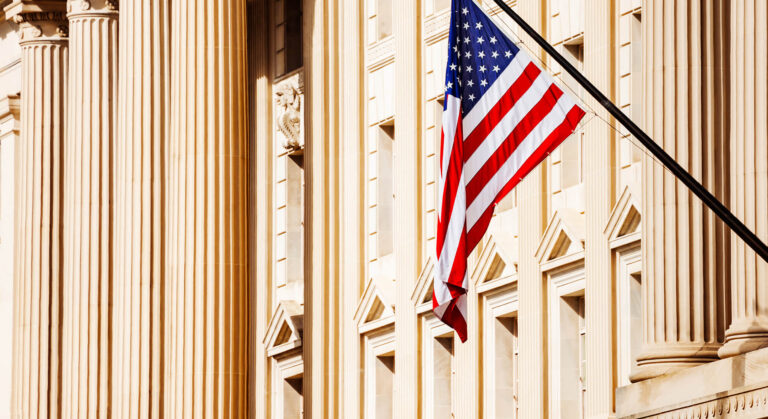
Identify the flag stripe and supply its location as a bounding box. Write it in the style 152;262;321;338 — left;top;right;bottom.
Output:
466;93;577;230
463;73;553;183
462;62;541;160
465;83;564;209
433;0;586;342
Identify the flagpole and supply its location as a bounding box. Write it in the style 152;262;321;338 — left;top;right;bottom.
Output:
491;0;768;264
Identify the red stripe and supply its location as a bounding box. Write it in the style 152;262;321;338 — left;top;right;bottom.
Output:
438;297;468;342
465;84;564;206
463;63;541;160
435;114;464;255
445;225;468;289
465;104;586;252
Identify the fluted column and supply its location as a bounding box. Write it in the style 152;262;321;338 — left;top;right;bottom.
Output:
393;0;421;416
165;0;249;417
583;0;615;416
633;0;730;381
61;0;117;416
7;3;67;418
720;0;768;358
112;1;168;418
516;0;547;415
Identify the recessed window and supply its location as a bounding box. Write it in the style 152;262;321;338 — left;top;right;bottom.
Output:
275;0;303;76
495;317;519;418
369;123;395;281
283;376;303;419
377;0;393;40
375;355;395;418
559;295;586;419
434;336;454;418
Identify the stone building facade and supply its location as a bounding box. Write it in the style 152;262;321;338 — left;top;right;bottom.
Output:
1;0;767;418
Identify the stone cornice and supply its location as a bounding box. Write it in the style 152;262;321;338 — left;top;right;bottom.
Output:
4;0;67;20
0;94;20;121
66;0;118;18
5;1;68;41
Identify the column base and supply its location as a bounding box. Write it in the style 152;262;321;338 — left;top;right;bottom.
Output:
630;342;721;382
718;318;768;359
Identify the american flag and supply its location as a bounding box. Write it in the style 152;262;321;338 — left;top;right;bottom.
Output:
433;0;586;341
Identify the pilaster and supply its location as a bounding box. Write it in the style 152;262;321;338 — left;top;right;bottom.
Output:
112;1;168;418
6;2;67;417
633;0;729;381
340;0;364;416
393;0;421;417
61;0;117;416
247;1;271;417
583;0;615;416
302;0;342;416
165;0;250;417
719;0;768;359
516;0;548;416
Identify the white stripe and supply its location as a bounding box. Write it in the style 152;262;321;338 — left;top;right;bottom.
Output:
439;96;461;187
462;50;532;136
436;172;466;287
465;95;577;230
464;74;553;183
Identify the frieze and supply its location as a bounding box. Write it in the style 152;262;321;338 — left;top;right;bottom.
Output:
366;37;394;70
635;387;768;418
12;11;68;40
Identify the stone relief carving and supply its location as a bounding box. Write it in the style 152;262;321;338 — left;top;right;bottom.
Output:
12;12;68;40
274;79;303;152
640;387;768;419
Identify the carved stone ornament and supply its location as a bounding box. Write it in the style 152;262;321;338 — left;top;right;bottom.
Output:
274;80;303;151
12;11;68;41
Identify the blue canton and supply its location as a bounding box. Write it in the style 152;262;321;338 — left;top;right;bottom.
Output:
444;0;521;114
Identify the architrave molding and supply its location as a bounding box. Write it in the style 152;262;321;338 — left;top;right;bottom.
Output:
535;208;586;272
604;183;641;250
472;235;517;294
411;257;435;314
354;277;396;334
264;300;304;358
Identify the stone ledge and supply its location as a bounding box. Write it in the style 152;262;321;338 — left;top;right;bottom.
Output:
617;347;768;418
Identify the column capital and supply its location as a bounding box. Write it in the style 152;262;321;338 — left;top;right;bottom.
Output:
5;1;68;42
66;0;117;19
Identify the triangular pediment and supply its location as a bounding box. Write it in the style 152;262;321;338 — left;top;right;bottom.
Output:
535;209;586;267
472;235;516;287
354;277;395;333
604;184;641;249
264;301;304;357
412;258;436;313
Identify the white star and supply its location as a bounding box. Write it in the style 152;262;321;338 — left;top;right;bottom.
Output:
475;22;483;29
462;7;469;15
464;51;472;58
458;65;462;72
492;65;500;72
480;79;488;87
446;81;453;90
466;65;473;72
477;36;484;44
491;51;499;58
464;37;471;44
452;45;458;52
504;50;512;58
478;51;486;58
467;79;474;87
479;65;487;72
490;36;497;44
468;93;476;101
449;63;457;71
463;22;470;30
458;79;462;86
